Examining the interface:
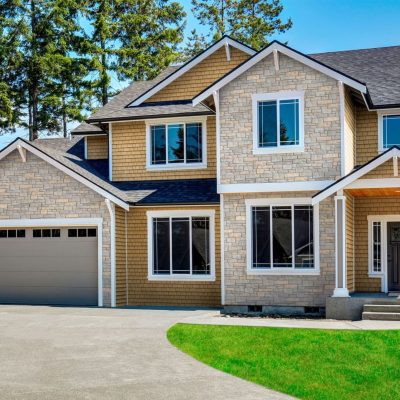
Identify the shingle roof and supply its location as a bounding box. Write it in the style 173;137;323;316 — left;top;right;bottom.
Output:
309;45;400;107
113;179;219;205
71;122;105;135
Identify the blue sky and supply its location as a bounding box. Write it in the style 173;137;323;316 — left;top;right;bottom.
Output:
1;0;399;148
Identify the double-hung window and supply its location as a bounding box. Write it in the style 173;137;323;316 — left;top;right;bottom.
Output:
379;111;400;150
252;91;304;154
148;211;215;280
147;118;206;169
247;199;318;273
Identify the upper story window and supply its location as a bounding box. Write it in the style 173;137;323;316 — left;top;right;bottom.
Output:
252;91;304;154
146;117;207;170
379;111;400;150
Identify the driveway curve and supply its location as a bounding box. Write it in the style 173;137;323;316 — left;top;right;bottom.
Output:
0;306;292;399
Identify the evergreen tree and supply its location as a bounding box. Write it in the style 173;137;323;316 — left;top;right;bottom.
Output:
186;0;292;55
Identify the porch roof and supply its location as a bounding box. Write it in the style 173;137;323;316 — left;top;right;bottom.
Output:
312;146;400;204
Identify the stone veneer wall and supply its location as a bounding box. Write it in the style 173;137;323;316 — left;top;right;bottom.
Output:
0;151;113;306
223;192;335;307
219;53;342;184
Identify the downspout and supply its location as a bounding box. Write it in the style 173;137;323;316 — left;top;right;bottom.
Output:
105;199;116;307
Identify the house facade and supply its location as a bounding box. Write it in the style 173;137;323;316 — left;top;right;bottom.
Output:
1;36;400;319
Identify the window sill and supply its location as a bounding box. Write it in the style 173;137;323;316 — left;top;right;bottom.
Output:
253;146;304;155
368;273;383;278
247;268;320;276
146;163;207;171
148;274;215;282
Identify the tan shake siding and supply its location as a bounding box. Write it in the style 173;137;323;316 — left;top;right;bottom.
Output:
223;192;335;307
147;47;250;102
116;205;221;307
355;105;379;165
344;87;356;173
86;136;108;160
0;151;113;306
363;159;394;179
353;197;390;292
115;206;127;306
345;193;355;292
111;116;216;181
219;53;342;184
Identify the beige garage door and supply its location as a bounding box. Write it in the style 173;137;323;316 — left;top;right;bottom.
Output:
0;227;98;306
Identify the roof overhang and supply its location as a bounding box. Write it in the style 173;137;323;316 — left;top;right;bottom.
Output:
312;146;400;205
193;41;368;106
127;36;256;107
0;139;129;210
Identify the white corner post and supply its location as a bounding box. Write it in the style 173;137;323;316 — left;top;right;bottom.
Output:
105;199;116;307
333;194;349;297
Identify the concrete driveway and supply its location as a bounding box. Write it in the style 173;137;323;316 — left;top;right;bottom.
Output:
0;306;291;400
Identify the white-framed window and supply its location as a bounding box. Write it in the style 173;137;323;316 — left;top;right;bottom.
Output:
146;116;207;170
246;198;319;275
378;110;400;151
252;91;304;154
147;210;215;281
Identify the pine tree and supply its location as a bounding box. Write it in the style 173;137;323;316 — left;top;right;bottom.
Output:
187;0;292;54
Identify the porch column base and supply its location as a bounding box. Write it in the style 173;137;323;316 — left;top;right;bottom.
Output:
332;288;350;297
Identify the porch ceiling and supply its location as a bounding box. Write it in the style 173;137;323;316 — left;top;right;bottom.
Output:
346;187;400;197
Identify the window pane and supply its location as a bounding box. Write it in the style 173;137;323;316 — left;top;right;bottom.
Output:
78;229;86;237
373;222;382;273
171;218;190;273
258;101;277;147
294;206;314;268
272;207;292;267
252;207;271;268
88;229;97;237
280;99;299;146
33;229;42;238
151;125;166;164
7;230;16;238
0;230;7;238
192;218;210;274
68;229;77;238
383;116;400;148
168;124;185;163
186;123;202;163
42;229;51;238
17;230;25;238
153;218;170;274
52;229;60;238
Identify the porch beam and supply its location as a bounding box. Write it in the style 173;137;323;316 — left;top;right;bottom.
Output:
333;195;350;297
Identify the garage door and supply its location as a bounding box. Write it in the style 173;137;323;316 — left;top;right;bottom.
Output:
0;227;98;306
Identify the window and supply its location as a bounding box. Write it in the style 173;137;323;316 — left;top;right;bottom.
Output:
252;92;304;153
33;229;60;238
381;114;400;149
372;222;382;273
148;211;215;280
0;229;25;238
247;200;318;273
68;228;97;238
147;118;206;169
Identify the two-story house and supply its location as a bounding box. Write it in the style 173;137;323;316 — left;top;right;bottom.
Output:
0;36;399;319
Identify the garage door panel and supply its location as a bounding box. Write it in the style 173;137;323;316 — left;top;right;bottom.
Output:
0;287;98;306
0;226;98;306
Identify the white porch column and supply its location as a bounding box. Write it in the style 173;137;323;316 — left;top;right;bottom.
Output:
333;194;350;297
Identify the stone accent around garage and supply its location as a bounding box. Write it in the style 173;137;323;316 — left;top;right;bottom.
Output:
219;53;342;184
223;192;335;308
0;150;113;306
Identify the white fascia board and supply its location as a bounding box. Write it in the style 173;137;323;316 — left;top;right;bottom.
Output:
312;148;400;204
218;180;333;194
128;37;256;107
0;140;129;211
193;42;367;106
347;178;400;189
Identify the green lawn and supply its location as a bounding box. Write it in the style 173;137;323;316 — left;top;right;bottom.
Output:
167;323;400;400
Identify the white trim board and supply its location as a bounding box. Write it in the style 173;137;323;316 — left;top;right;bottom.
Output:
218;180;333;194
129;36;255;107
193;41;367;106
0;217;104;307
146;209;216;282
0;139;129;210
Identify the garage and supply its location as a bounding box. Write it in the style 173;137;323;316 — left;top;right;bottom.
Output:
0;226;99;306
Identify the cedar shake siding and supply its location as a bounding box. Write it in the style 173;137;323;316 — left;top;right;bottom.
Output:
355;105;379;165
115;205;221;307
147;47;250;103
111;116;217;181
86;136;108;160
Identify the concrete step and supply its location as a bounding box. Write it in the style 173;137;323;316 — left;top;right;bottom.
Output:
362;311;400;321
364;304;400;313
